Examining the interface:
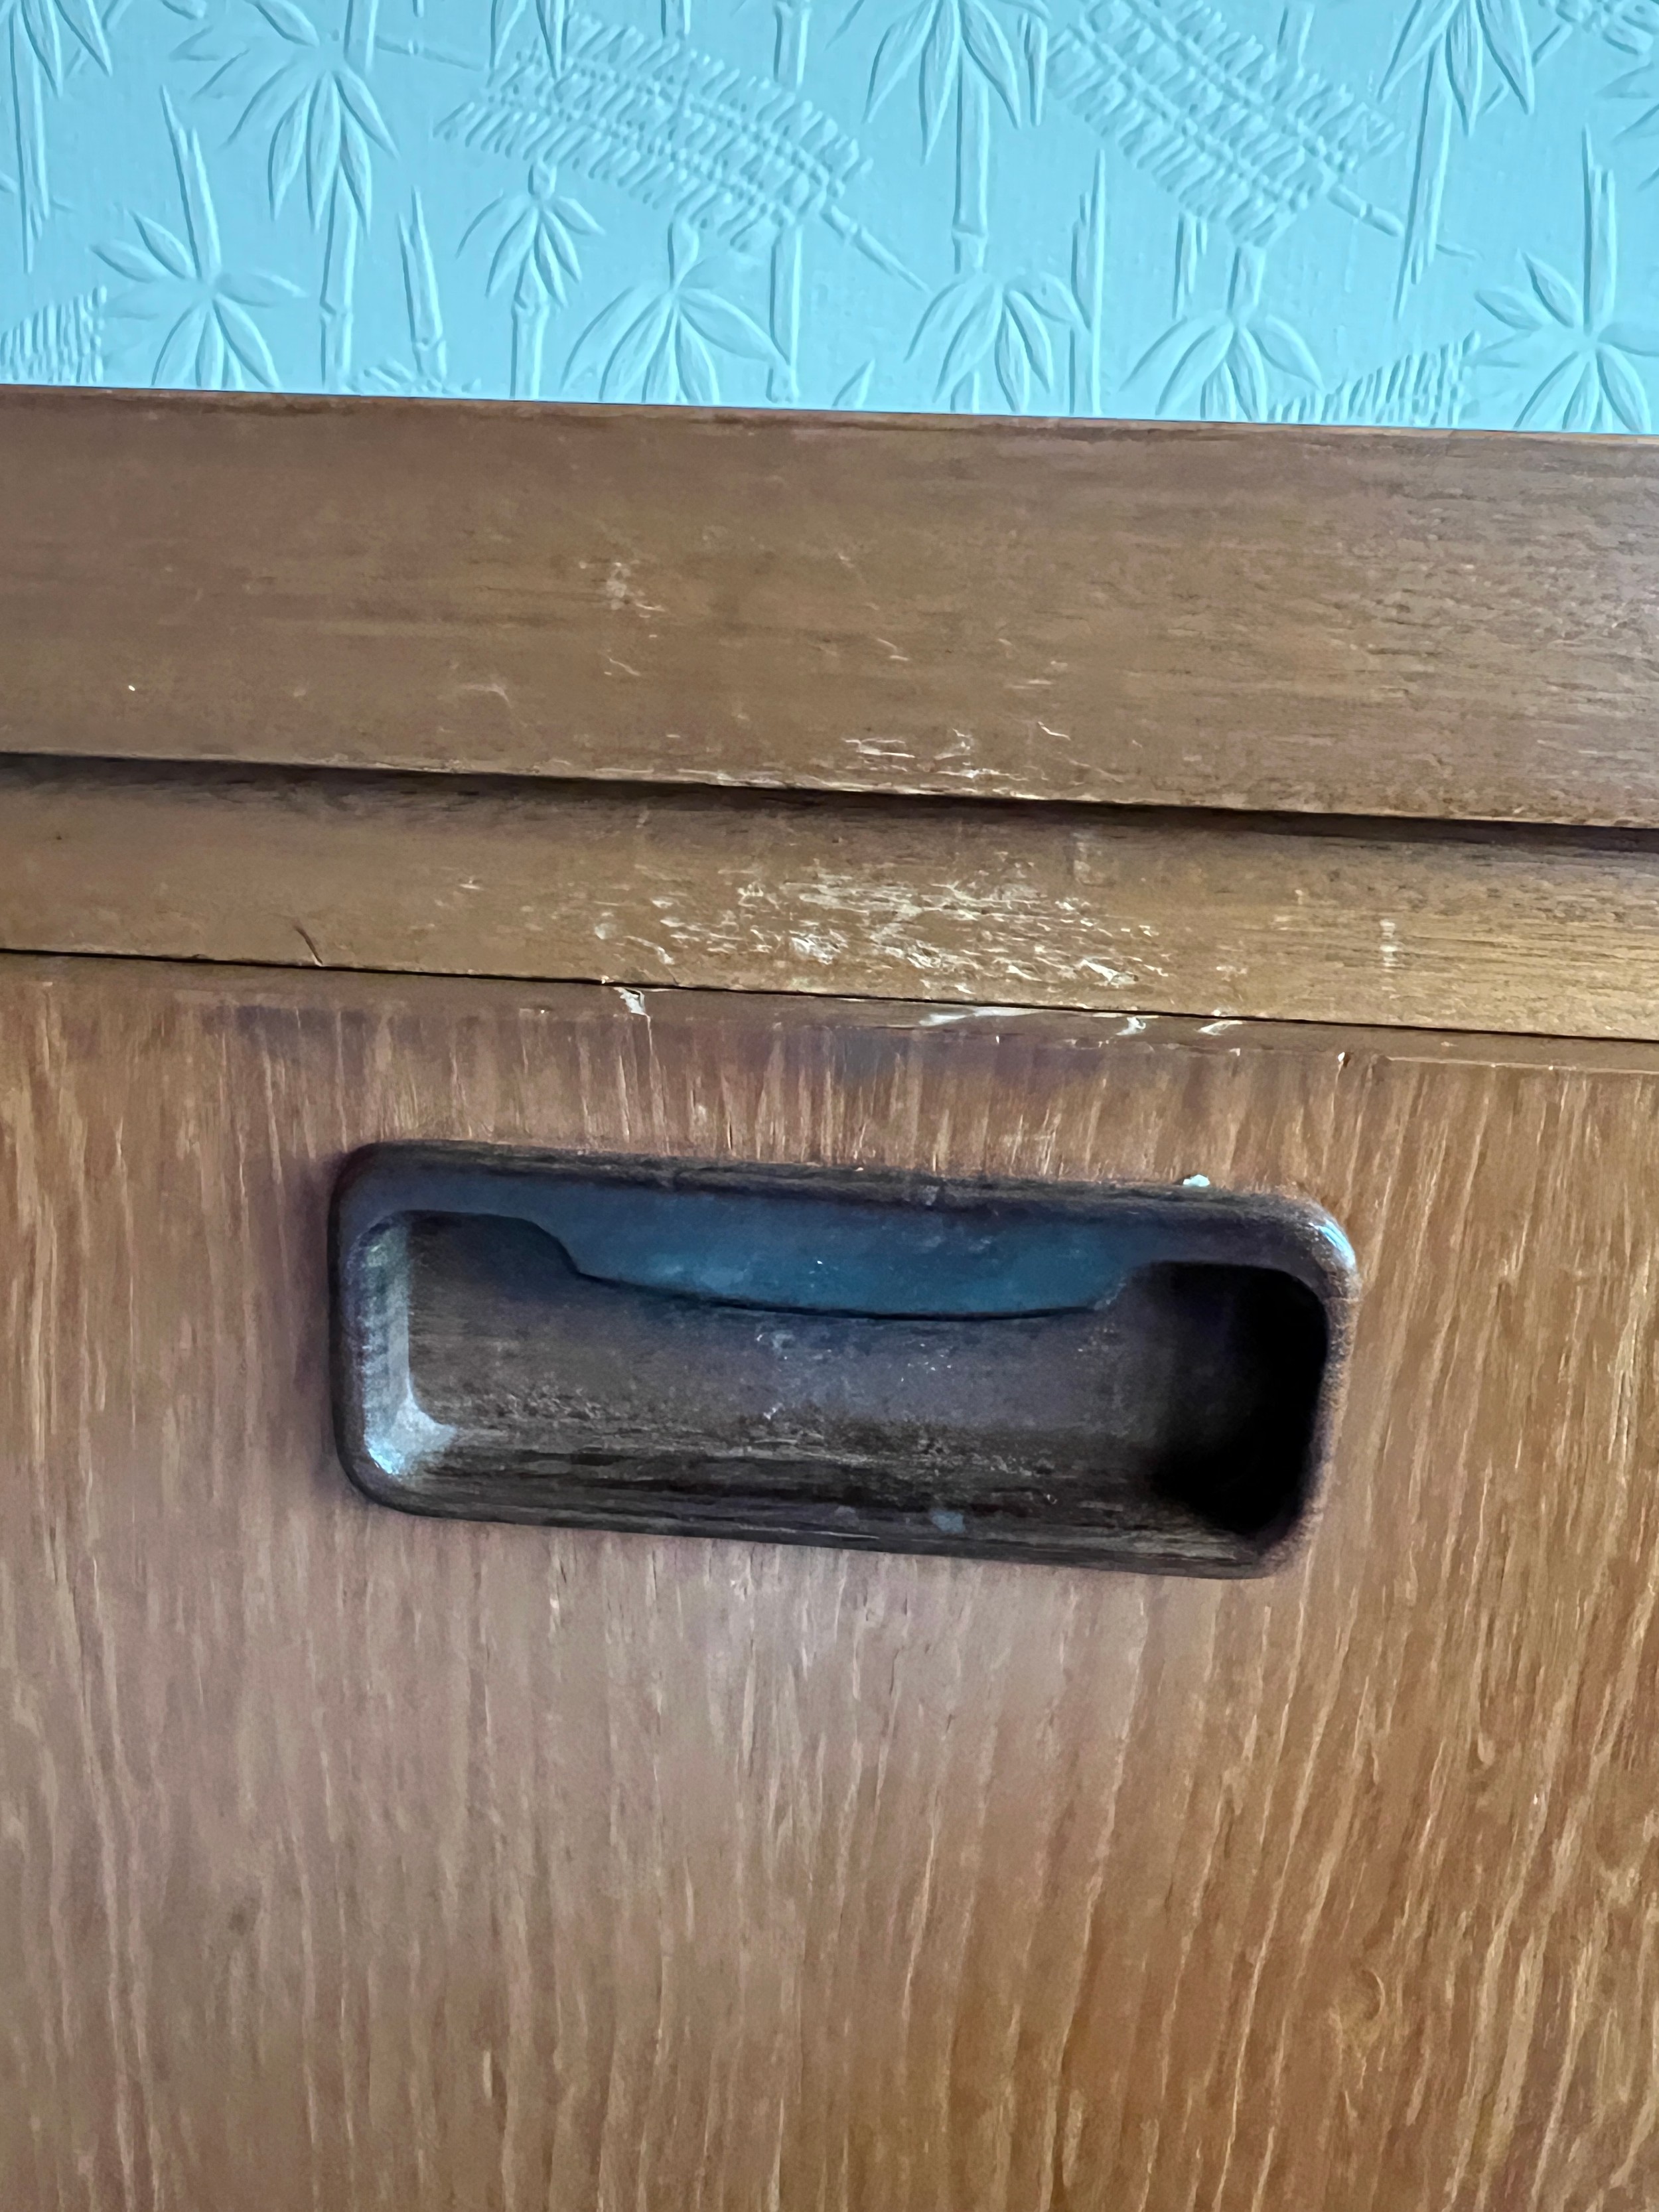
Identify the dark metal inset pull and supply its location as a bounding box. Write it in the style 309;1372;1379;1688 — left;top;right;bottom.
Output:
331;1146;1356;1576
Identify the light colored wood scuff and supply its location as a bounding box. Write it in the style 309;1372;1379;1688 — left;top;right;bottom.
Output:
8;757;1659;1039
6;954;1659;2207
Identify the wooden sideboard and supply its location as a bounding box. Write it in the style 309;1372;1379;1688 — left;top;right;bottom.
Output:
5;392;1659;2210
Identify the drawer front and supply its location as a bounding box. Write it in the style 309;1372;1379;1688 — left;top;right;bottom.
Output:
5;958;1657;2210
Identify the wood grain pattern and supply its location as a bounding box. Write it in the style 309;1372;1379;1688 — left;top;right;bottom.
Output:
8;390;1659;825
7;953;1659;2209
11;753;1659;1039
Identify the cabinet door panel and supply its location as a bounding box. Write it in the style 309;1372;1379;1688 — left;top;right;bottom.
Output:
3;958;1656;2211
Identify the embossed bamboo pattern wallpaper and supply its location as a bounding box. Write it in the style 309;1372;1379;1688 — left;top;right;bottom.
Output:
1;0;1658;421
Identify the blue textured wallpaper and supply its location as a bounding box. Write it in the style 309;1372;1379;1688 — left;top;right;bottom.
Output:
0;0;1656;427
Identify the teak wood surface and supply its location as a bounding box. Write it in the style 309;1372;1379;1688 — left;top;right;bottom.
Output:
12;753;1659;1040
8;390;1659;826
7;954;1659;2211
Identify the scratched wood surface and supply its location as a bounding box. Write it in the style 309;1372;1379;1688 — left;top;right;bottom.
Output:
8;390;1659;826
5;953;1659;2211
13;753;1659;1040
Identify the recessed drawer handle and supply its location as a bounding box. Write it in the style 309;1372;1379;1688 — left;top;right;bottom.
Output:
331;1147;1355;1576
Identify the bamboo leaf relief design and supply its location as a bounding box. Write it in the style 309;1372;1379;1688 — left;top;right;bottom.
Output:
1604;54;1659;178
359;188;478;394
9;0;108;80
566;222;781;402
179;0;393;388
847;0;1041;152
98;88;301;388
735;0;817;402
910;267;1078;409
463;157;599;398
1548;0;1659;52
1132;245;1318;419
490;0;571;75
1051;0;1399;248
3;0;1653;433
179;0;394;226
1384;0;1534;116
1;0;110;263
1477;134;1654;429
1386;0;1565;304
1068;149;1108;412
465;161;598;302
397;188;443;383
1022;9;1046;118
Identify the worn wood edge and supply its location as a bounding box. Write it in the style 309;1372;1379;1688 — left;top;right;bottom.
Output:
9;388;1659;826
9;754;1659;1043
17;943;1659;1074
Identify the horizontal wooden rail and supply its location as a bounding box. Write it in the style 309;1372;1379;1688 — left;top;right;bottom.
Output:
8;754;1659;1039
5;391;1659;826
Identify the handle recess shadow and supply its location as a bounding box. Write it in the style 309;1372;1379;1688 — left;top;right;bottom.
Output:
330;1147;1357;1576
